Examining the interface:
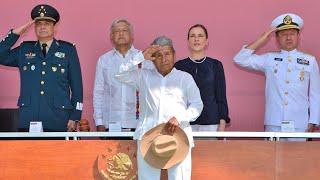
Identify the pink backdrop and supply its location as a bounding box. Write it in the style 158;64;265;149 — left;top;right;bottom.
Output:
1;0;319;131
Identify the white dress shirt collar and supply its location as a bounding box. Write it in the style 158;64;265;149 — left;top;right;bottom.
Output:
156;68;177;78
280;49;297;55
39;39;53;52
113;45;136;58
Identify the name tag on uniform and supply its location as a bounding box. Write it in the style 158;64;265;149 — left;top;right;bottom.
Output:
281;120;295;132
29;121;44;132
274;58;283;61
109;121;121;132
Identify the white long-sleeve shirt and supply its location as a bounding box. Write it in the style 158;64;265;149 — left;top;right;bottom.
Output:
93;46;154;128
115;52;203;146
234;46;320;130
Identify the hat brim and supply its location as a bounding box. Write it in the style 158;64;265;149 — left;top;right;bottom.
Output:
277;25;300;31
34;17;57;22
140;123;190;169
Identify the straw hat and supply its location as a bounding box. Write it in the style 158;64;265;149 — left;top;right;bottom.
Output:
140;123;190;169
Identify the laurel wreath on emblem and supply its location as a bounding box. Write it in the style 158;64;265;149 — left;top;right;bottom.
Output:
98;146;137;180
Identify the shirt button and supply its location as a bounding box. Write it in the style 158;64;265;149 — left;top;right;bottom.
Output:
40;81;45;85
42;71;46;75
21;103;24;106
42;61;46;66
62;106;65;108
40;91;44;95
286;80;290;84
284;92;288;95
284;102;288;106
287;69;291;72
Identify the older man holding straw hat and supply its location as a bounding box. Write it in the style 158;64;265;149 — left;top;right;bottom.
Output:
116;36;203;179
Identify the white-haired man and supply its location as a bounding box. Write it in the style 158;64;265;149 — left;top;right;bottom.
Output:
93;19;152;133
116;36;203;179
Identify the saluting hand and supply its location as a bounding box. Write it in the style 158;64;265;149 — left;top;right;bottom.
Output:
143;45;161;61
247;28;276;50
13;20;34;35
165;117;180;134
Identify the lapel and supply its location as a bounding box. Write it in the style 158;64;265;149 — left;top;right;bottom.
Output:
34;41;44;59
34;39;60;59
46;39;60;58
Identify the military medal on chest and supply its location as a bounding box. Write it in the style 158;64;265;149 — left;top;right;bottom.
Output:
274;63;278;74
52;66;57;72
300;70;305;81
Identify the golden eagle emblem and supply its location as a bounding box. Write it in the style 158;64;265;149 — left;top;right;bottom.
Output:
98;143;137;180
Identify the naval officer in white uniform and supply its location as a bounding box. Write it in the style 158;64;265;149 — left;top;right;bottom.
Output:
234;13;320;140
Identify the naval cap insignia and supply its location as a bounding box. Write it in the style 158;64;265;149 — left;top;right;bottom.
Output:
283;15;292;25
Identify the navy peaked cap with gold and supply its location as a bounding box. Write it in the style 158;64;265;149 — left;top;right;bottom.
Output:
31;4;60;23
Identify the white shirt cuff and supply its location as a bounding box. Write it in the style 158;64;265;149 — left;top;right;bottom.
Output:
95;119;103;126
242;45;255;53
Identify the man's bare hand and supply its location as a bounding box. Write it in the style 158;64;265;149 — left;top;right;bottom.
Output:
306;123;317;132
217;119;226;131
247;28;276;50
67;120;76;132
13;21;34;35
143;45;161;61
165;117;180;134
96;125;106;132
79;119;90;131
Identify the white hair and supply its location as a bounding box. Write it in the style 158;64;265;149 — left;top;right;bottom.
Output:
151;36;175;52
110;18;133;33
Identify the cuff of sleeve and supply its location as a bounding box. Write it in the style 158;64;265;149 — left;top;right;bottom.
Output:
9;29;20;38
69;110;81;121
1;29;19;43
118;51;145;73
219;116;231;124
95;119;103;126
142;60;155;70
308;120;319;126
174;114;186;125
242;45;255;54
133;51;146;64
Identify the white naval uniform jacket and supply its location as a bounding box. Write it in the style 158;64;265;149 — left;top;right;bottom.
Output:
115;52;203;147
234;47;320;130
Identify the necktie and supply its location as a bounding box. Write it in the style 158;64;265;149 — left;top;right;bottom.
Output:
42;43;47;57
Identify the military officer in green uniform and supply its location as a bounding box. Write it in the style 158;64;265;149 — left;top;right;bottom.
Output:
0;4;83;132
